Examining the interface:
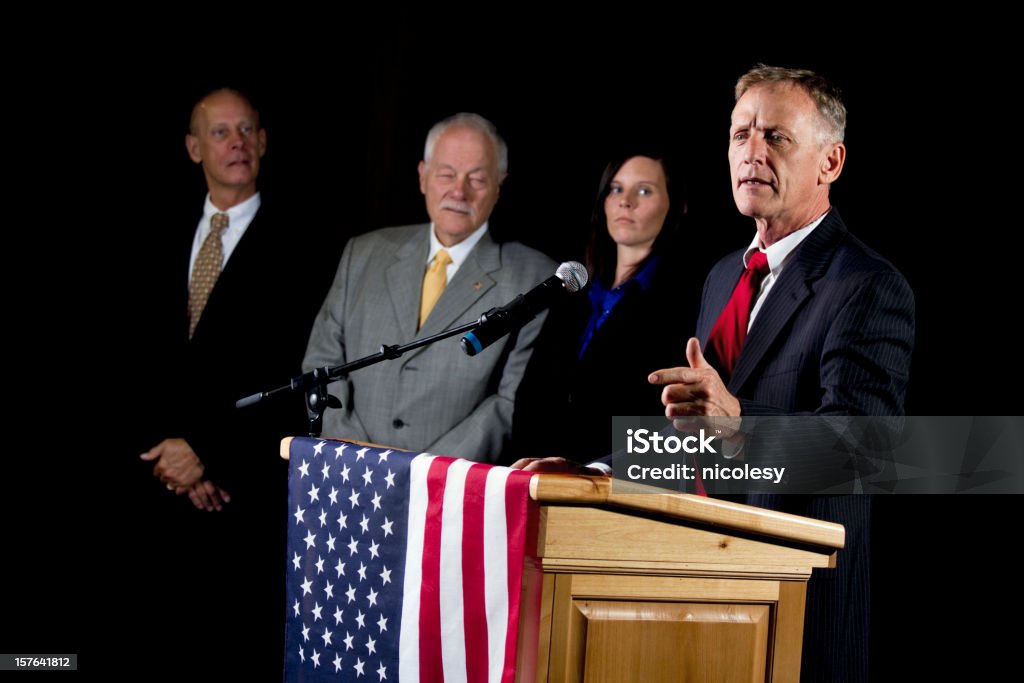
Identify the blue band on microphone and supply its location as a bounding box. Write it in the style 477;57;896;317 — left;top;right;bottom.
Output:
464;332;483;355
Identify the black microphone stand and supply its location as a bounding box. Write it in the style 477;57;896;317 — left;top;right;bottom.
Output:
236;320;481;437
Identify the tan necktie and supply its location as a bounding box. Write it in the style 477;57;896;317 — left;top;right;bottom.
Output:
188;212;229;338
419;249;452;328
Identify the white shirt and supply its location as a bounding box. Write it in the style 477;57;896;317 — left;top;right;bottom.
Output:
426;221;489;280
188;193;262;283
745;212;828;329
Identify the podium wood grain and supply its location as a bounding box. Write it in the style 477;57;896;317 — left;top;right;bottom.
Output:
519;474;841;683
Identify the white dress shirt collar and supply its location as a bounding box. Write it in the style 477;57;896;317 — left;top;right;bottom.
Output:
188;193;262;282
742;211;829;276
426;221;489;280
744;211;829;328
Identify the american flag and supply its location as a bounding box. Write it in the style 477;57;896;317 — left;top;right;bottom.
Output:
284;437;534;682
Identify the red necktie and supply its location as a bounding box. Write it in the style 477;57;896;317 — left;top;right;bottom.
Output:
706;251;770;377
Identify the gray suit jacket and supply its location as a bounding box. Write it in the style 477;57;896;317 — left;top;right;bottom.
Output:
304;224;556;462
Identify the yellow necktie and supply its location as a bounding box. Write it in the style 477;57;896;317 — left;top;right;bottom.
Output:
188;212;229;338
419;249;452;328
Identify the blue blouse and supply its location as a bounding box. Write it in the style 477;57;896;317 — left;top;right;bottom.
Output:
577;256;660;359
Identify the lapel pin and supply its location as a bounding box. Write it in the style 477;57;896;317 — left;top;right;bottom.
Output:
473;282;482;290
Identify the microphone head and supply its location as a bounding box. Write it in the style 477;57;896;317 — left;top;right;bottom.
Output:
555;261;588;293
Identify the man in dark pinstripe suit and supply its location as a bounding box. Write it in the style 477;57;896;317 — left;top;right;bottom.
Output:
651;65;915;682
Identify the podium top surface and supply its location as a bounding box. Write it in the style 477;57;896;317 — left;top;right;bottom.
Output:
530;474;844;550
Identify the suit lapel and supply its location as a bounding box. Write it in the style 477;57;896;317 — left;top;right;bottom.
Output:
408;231;499;357
385;225;430;343
729;210;848;392
698;258;744;343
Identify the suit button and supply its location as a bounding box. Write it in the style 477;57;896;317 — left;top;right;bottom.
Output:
392;418;405;428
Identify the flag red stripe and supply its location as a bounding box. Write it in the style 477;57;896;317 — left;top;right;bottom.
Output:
419;457;453;682
461;465;490;683
502;470;534;682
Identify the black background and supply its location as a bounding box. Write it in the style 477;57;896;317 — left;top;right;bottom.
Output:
6;16;1018;678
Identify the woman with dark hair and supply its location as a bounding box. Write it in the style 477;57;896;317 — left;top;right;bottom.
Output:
511;151;697;464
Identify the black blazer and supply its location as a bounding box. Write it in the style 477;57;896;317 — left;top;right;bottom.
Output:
141;195;334;517
512;258;696;464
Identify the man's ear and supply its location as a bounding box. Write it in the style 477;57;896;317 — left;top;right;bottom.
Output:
256;128;267;158
820;142;846;185
185;134;202;164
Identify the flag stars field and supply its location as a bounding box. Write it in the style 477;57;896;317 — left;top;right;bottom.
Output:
284;437;532;682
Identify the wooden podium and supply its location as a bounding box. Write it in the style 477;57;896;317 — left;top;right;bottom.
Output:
516;475;844;683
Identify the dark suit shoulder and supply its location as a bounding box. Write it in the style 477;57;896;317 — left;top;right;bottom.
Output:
797;208;907;280
831;229;907;277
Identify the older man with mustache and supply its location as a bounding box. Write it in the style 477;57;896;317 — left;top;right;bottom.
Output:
304;113;555;462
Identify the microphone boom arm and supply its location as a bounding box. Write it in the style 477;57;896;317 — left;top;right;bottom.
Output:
236;320;479;435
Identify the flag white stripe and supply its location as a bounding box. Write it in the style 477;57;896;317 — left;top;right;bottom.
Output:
398;454;434;682
439;458;473;683
483;466;511;683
